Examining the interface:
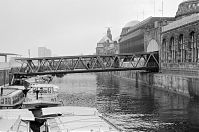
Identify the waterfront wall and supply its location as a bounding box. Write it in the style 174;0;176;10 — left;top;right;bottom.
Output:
113;71;199;98
153;73;190;97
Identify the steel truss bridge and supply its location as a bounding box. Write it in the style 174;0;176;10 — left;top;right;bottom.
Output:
13;51;159;77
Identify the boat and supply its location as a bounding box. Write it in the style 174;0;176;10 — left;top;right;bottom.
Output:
25;75;53;85
40;106;121;132
22;83;62;109
0;85;26;109
0;108;34;132
0;106;121;132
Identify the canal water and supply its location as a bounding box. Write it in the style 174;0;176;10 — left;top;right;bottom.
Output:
52;72;199;132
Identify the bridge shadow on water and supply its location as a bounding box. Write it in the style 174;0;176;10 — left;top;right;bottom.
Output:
51;73;199;132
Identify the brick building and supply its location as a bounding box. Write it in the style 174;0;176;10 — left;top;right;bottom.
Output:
161;0;199;74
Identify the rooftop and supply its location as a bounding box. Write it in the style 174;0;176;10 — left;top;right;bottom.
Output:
0;53;19;56
162;13;199;32
176;0;199;19
123;20;140;28
0;86;25;96
98;35;112;43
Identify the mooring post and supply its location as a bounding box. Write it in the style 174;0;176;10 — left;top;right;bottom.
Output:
8;70;12;85
36;88;39;100
136;71;138;87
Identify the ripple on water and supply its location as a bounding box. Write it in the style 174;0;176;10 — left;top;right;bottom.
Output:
51;73;199;132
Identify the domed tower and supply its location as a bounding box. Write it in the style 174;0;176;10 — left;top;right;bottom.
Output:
107;28;112;41
176;0;199;20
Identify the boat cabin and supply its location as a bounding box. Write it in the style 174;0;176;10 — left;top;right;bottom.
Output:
0;86;25;109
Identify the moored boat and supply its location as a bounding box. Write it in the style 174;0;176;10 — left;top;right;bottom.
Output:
25;75;53;85
22;83;61;109
0;85;25;109
40;106;121;132
0;108;34;131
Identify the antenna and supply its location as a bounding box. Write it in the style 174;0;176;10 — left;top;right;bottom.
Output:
136;11;139;20
162;0;164;17
154;0;155;16
143;10;145;20
158;0;164;17
28;49;30;58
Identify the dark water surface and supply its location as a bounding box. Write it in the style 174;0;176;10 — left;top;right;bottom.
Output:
51;73;199;132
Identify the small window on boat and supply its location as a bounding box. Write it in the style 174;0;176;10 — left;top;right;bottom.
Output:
48;88;52;93
7;98;11;104
5;98;7;104
1;98;4;104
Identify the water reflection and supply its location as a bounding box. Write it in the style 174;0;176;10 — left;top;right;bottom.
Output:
96;73;199;132
52;72;199;132
188;99;199;130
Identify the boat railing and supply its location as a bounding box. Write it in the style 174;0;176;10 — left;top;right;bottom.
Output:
25;94;58;102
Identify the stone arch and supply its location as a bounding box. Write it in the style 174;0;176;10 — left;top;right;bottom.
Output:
147;39;158;52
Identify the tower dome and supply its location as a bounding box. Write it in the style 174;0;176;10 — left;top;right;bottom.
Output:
123;20;140;28
120;20;140;37
176;0;199;19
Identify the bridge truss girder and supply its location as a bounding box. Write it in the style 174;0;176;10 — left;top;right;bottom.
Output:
13;51;159;76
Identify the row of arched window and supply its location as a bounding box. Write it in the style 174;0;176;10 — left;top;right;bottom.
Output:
162;31;199;63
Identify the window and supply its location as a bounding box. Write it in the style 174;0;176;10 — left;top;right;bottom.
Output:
162;39;167;62
5;98;7;104
189;31;196;62
7;98;11;105
197;35;199;62
169;37;174;62
179;34;183;62
1;98;4;104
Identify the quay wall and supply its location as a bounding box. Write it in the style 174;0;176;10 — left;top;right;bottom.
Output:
113;71;199;98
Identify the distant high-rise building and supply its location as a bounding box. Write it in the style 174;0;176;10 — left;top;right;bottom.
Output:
38;47;52;57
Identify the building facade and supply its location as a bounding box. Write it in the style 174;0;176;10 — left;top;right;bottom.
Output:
119;17;174;54
96;28;119;55
114;0;199;99
161;0;199;74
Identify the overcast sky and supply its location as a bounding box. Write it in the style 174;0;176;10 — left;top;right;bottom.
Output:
0;0;183;57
